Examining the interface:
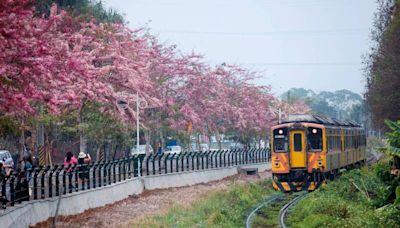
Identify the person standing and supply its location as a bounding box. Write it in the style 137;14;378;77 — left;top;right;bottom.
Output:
64;152;77;171
64;152;77;191
77;152;91;188
0;162;11;178
23;155;33;181
0;162;12;208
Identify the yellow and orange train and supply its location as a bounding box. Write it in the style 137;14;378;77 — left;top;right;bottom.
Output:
271;114;366;192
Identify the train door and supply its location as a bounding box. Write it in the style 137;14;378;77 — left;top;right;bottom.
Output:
290;130;306;168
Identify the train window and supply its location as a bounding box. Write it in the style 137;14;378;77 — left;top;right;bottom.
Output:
332;136;335;150
294;133;302;151
273;128;288;152
307;128;322;151
337;136;340;150
355;134;359;149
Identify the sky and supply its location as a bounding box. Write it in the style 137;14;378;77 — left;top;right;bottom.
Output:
104;0;377;96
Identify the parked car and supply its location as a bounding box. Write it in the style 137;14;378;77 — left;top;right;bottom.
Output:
164;145;182;154
0;150;14;168
229;142;244;150
130;145;153;156
199;143;209;152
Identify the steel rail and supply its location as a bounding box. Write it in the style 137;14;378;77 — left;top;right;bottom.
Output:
279;192;307;228
245;193;284;228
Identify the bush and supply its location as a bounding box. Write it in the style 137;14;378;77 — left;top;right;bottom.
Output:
288;162;400;228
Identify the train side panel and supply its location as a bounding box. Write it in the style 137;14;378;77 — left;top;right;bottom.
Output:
272;121;366;192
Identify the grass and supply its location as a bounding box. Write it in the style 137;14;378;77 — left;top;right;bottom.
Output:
129;179;274;228
287;161;400;228
251;193;299;228
129;160;400;227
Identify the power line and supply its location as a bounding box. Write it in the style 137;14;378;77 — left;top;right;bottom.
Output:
154;28;369;36
221;61;361;66
131;0;363;8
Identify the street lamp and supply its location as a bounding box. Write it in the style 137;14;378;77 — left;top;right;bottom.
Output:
272;108;282;124
117;92;148;177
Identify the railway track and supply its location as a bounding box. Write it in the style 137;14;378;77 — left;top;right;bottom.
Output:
278;192;307;228
245;193;284;228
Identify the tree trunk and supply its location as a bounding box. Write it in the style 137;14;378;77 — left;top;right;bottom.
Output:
216;131;222;150
145;129;151;155
112;144;119;160
196;133;201;151
37;121;45;166
207;133;211;150
106;140;113;161
159;127;165;153
19;119;25;160
95;143;104;162
187;133;192;152
79;108;87;153
80;133;87;153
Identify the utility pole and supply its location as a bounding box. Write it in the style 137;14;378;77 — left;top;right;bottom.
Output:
136;92;140;177
134;92;147;177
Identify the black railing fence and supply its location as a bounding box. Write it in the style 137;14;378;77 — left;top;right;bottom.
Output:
0;148;270;210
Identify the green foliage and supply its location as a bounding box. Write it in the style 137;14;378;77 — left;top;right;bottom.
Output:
34;0;124;23
374;162;397;187
288;163;400;228
368;136;386;149
381;120;400;169
0;116;20;138
385;119;400;148
365;0;400;129
395;186;400;206
132;180;274;227
29;102;133;151
80;102;133;147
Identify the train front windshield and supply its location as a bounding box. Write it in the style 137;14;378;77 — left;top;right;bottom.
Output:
273;128;288;152
307;127;323;151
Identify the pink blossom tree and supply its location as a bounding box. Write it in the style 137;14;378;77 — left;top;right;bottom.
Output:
1;0;303;156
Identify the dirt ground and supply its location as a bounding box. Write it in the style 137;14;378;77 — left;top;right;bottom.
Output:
33;171;271;228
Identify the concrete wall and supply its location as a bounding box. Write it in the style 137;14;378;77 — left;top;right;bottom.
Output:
1;178;144;228
144;163;270;190
0;162;270;228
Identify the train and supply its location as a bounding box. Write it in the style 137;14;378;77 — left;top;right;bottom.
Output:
271;114;366;192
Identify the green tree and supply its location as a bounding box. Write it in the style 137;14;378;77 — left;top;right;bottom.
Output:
365;0;400;130
79;102;133;160
383;119;400;159
34;0;124;23
381;119;400;206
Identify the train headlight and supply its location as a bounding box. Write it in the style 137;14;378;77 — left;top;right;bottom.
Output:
312;128;317;134
317;159;323;167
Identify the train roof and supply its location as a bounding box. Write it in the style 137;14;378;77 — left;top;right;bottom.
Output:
281;114;361;128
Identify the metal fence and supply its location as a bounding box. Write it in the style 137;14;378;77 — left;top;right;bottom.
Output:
0;148;270;210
